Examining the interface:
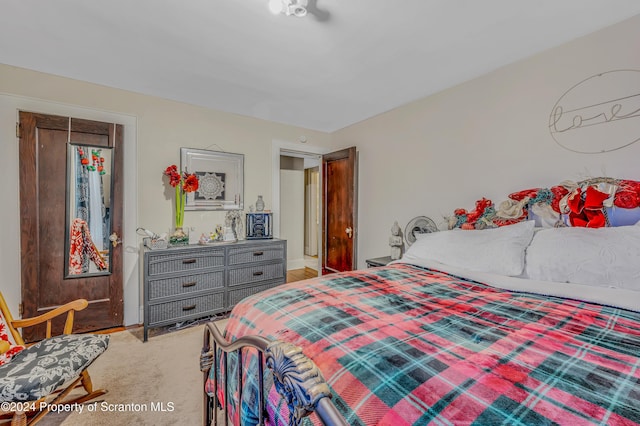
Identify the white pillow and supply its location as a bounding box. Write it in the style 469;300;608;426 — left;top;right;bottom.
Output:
525;225;640;290
402;220;535;276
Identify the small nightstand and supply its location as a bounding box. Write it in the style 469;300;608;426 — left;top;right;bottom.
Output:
365;256;393;268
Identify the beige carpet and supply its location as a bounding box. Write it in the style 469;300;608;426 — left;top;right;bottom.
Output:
38;318;228;426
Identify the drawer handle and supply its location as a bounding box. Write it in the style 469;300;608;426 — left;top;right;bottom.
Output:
253;251;264;256
253;271;264;276
182;281;197;288
182;304;196;311
182;259;197;264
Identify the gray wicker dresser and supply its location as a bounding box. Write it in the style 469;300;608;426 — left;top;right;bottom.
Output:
143;239;287;341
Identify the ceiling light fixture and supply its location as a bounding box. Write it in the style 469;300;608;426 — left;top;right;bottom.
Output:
268;0;308;17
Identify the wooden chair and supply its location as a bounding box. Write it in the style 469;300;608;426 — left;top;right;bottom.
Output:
0;292;109;426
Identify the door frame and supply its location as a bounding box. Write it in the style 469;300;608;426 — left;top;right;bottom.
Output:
271;140;329;275
0;94;139;326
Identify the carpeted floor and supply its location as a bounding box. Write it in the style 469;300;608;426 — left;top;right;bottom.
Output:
38;318;228;425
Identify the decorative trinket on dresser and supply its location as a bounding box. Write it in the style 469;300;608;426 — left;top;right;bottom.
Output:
225;210;244;240
255;195;265;212
246;212;273;239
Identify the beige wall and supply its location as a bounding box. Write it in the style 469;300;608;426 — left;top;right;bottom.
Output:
334;14;640;268
0;65;332;322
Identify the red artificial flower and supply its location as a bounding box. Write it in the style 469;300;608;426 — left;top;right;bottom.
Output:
163;165;200;229
182;173;199;193
164;165;181;187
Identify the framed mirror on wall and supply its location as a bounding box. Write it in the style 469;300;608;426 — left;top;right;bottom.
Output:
181;147;244;210
64;143;114;277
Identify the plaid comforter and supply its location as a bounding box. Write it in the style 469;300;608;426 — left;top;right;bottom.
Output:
207;263;640;425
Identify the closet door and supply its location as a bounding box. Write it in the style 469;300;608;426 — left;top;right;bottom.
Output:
19;111;123;341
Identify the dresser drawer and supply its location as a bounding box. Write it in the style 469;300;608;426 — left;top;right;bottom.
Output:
148;293;224;325
227;243;285;266
228;262;285;286
147;248;224;276
228;281;283;307
147;271;224;301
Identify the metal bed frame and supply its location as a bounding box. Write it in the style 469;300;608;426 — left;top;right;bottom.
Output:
200;322;348;426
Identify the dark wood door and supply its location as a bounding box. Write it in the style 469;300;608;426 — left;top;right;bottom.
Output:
322;147;357;274
19;111;123;341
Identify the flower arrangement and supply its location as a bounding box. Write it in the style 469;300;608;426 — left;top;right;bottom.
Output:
164;165;199;244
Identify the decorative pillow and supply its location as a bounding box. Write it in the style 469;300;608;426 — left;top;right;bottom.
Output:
403;220;535;276
525;225;640;290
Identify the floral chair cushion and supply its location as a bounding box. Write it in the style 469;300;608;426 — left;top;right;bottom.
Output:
0;333;109;402
0;313;25;367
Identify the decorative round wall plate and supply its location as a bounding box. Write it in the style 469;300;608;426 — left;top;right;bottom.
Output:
404;216;438;246
197;172;225;200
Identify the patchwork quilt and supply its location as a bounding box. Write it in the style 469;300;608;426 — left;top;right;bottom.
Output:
206;263;640;425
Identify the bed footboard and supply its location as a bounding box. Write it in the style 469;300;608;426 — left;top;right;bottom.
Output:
200;322;347;426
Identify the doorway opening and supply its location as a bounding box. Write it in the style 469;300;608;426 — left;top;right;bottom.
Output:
272;141;358;280
279;150;322;280
271;140;329;280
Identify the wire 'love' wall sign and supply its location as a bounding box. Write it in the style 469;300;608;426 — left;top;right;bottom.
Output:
549;69;640;154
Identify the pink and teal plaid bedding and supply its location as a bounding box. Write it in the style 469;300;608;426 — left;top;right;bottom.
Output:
207;263;640;425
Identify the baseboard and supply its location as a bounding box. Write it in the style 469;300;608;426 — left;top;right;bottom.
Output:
287;258;305;270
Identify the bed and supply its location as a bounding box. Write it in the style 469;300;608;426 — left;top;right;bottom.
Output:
201;178;640;426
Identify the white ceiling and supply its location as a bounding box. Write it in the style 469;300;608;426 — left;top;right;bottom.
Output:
2;1;640;132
